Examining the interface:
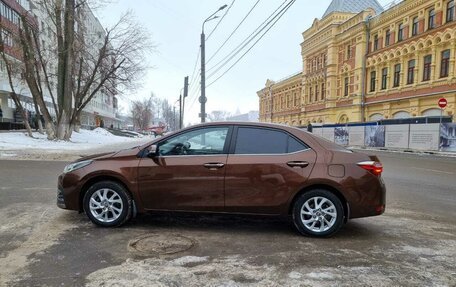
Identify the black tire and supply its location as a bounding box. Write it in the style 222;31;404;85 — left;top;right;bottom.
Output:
292;189;344;237
83;181;132;227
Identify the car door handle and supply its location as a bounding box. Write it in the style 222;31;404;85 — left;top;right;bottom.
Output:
287;161;309;168
204;163;225;169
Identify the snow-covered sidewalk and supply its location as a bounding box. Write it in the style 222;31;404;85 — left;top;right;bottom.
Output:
0;128;153;161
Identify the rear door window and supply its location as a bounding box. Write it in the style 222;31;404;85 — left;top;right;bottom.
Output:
234;127;308;154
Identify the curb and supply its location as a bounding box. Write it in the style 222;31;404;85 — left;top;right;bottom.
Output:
349;147;456;158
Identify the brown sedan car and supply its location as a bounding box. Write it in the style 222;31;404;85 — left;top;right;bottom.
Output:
57;122;385;237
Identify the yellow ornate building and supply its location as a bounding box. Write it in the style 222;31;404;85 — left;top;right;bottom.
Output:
258;0;456;125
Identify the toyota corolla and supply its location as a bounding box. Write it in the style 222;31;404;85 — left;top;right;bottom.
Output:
57;122;385;237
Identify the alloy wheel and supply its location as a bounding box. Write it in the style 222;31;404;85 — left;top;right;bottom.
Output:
89;188;124;223
300;196;337;233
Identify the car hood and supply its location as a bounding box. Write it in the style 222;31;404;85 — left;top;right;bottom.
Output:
76;146;143;163
76;152;117;162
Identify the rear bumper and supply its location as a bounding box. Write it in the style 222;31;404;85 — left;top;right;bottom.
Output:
349;176;386;219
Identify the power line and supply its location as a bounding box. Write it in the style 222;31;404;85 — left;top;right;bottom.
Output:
206;0;288;75
187;86;201;112
188;49;200;87
206;0;236;41
207;0;296;87
188;49;201;93
207;0;261;64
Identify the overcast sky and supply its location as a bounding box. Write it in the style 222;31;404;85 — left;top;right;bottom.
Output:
97;0;393;125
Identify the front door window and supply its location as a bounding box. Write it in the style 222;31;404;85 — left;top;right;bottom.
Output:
158;127;229;156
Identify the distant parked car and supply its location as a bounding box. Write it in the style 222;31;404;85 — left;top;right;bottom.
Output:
57;122;385;237
148;124;167;137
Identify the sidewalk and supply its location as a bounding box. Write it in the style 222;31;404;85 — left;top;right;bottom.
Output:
0;129;153;161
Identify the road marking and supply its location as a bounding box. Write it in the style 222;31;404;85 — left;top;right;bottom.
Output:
411;167;454;175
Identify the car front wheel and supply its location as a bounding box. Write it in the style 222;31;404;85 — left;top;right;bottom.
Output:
292;189;344;237
83;181;132;227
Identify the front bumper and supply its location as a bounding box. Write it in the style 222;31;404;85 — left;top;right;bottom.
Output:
57;175;67;209
57;187;67;209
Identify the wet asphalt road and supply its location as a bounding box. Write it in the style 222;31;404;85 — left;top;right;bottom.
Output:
0;151;455;286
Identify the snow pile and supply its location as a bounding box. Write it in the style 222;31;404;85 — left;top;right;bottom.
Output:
171;256;209;267
0;128;150;152
92;127;113;137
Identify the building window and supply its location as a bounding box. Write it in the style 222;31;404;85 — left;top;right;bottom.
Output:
429;9;436;29
407;59;416;84
385;29;391;46
315;85;318;102
393;64;401;87
347;45;352;59
381;68;388;90
321;83;325;100
344;77;349;97
373;35;379;51
412;16;419;36
309;87;313;102
447;0;455;22
423;55;432;81
398;23;404;42
441;49;450;78
370;71;376;92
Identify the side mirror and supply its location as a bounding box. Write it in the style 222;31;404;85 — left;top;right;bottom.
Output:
147;145;158;158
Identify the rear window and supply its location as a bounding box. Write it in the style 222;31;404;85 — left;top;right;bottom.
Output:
234;127;309;155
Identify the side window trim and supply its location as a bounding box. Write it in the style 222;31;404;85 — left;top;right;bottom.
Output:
153;125;234;157
230;125;310;155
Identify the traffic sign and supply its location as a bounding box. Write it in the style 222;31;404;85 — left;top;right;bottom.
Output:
438;98;447;109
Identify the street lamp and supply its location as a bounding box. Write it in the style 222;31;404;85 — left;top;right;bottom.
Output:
200;4;227;123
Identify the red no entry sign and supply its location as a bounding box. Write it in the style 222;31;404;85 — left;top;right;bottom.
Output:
438;98;447;109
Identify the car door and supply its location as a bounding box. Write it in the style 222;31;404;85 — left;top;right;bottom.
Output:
224;126;317;214
137;125;232;212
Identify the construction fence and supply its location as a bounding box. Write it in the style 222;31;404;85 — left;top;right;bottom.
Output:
310;117;456;152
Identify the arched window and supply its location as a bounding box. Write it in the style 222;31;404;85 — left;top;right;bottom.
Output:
338;114;349;123
421;108;441;117
393;111;411;119
369;113;384;121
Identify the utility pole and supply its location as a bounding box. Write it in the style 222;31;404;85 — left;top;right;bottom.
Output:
200;5;227;123
173;106;176;131
179;94;182;130
200;31;207;123
182;76;188;128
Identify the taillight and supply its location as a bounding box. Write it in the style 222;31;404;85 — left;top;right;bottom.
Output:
357;161;383;176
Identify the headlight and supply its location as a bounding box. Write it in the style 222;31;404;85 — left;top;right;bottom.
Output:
63;160;93;173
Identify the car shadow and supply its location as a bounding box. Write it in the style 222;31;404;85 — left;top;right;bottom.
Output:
126;212;381;239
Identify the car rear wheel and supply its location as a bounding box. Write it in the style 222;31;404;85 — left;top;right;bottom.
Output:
292;189;344;237
83;181;132;227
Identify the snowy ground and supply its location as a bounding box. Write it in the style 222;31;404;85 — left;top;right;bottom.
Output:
0;128;153;161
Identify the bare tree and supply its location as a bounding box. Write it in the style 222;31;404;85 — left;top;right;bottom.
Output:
160;99;178;130
0;30;34;137
6;0;152;140
131;97;153;131
208;110;231;122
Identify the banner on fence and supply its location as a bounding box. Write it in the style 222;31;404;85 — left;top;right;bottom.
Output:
364;126;385;147
440;123;456;152
348;126;364;146
409;123;440;150
334;127;349;146
385;125;410;149
322;128;335;142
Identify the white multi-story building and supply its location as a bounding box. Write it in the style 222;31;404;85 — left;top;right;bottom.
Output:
0;0;121;128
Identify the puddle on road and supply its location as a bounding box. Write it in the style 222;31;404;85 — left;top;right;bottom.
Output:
128;233;195;257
